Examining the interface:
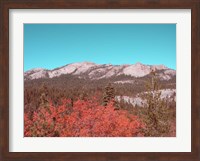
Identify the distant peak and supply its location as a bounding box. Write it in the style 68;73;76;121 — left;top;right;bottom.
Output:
152;64;168;70
83;61;96;64
134;62;144;66
158;64;167;68
26;68;45;72
71;61;96;65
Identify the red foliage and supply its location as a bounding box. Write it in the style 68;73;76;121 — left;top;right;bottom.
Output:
24;99;144;137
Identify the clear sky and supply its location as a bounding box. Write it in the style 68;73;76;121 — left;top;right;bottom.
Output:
24;24;176;71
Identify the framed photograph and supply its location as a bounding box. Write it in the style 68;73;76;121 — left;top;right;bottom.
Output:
0;0;199;161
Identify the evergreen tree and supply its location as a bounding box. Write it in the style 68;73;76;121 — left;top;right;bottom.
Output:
102;83;115;106
141;70;172;136
39;83;49;109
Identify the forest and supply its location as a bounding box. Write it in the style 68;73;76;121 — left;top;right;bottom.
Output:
24;72;176;137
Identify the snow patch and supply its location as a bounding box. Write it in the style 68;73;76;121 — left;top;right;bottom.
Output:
114;80;135;84
123;64;151;77
116;89;176;107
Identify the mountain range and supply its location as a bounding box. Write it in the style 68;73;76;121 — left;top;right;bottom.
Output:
24;62;176;81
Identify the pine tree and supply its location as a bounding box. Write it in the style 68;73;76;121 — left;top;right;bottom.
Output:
141;70;172;136
102;83;117;108
39;83;49;109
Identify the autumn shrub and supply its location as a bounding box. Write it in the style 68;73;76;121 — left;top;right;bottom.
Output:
24;98;143;137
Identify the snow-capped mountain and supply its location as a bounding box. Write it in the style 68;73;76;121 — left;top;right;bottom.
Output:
24;62;176;81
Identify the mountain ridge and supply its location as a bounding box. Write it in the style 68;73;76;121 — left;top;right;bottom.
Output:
24;61;176;81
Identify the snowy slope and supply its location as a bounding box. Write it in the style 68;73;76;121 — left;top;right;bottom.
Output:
24;62;176;80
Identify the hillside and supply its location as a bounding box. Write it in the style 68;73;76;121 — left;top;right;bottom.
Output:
24;62;176;137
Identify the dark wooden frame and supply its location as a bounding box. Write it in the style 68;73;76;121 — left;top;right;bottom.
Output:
0;0;199;161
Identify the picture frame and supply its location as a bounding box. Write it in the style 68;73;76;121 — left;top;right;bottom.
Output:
0;0;199;161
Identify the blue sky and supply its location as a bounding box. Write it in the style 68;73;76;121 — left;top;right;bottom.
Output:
24;24;176;71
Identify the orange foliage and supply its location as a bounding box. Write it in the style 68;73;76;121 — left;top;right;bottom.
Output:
24;99;144;137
